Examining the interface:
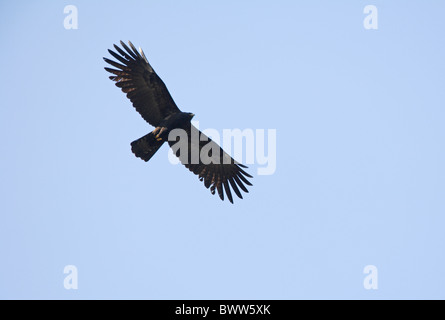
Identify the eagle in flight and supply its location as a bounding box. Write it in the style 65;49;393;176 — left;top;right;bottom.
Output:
104;41;252;203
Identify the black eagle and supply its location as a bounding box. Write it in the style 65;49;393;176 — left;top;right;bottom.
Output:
104;41;252;203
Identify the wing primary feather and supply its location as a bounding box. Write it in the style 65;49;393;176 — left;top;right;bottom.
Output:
220;164;233;203
114;44;134;61
128;41;143;59
237;172;253;186
238;166;253;178
233;175;249;193
104;67;126;76
107;49;129;64
120;41;138;59
115;81;135;89
103;58;128;70
228;178;243;199
223;180;233;203
204;170;214;188
216;182;224;201
139;47;149;64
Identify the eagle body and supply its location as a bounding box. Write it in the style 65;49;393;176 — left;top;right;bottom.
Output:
157;112;195;138
104;41;252;203
131;112;194;163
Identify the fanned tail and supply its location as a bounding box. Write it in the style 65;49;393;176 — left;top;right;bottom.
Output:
131;132;165;162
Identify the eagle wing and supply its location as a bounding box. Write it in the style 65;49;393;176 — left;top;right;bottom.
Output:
104;41;181;126
169;124;253;203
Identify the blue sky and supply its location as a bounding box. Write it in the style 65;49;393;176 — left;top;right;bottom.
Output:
0;1;444;299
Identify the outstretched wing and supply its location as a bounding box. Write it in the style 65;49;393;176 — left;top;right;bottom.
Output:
104;41;181;126
169;124;253;203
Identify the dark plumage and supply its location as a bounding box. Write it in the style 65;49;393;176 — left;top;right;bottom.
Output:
104;41;252;203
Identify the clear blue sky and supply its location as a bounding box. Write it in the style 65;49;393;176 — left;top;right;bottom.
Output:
1;1;444;299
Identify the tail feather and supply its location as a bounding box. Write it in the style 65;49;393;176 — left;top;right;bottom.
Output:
131;132;165;162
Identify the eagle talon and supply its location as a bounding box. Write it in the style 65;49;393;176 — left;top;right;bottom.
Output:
152;127;160;135
153;126;167;139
